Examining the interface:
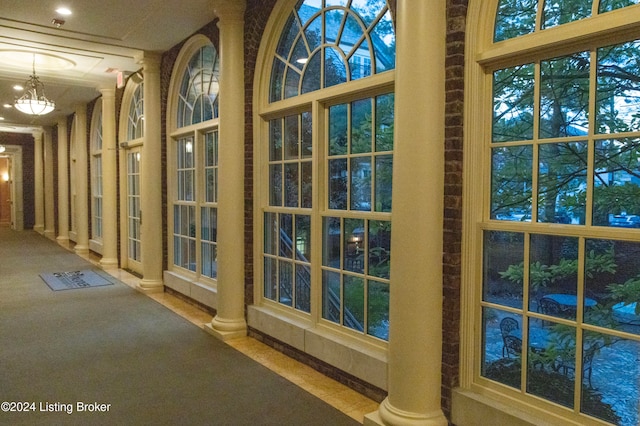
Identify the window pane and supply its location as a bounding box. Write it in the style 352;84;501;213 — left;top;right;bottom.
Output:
593;139;640;226
375;93;394;152
329;103;348;156
344;218;364;274
295;215;311;261
482;308;522;389
351;99;372;154
367;280;389;340
368;220;391;279
301;111;312;158
280;213;293;258
264;212;278;256
279;259;293;306
585;239;640;337
493;64;535;142
483;231;524;308
301;161;312;209
270;118;282;161
264;257;277;301
599;0;640;12
374;155;393;212
597;40;640;134
295;263;311;313
323;216;341;268
343;275;364;332
494;0;537;42
328;158;347;209
581;331;640;425
537;142;587;224
270;164;282;206
540;52;590;139
529;234;579;319
491;145;533;220
370;10;395;73
285;115;299;160
322;270;341;324
350;157;371;211
284;163;299;207
542;0;591;29
325;47;347;88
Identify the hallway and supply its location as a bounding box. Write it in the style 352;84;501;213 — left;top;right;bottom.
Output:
0;227;377;425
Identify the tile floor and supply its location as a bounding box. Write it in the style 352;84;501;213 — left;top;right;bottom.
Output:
71;246;379;423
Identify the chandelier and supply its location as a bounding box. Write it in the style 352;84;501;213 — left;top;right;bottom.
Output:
14;56;55;116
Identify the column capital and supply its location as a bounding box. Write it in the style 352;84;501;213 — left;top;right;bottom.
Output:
99;87;116;98
214;0;246;23
134;51;162;70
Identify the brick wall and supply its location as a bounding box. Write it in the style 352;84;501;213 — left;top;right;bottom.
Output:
442;0;467;419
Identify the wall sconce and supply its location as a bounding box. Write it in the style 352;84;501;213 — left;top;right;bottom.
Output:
2;172;9;182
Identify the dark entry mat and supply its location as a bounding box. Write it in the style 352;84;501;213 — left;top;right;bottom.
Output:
40;270;114;291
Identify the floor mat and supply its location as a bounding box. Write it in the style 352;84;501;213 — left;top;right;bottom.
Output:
40;270;114;291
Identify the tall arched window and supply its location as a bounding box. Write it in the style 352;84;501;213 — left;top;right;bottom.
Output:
167;36;220;296
256;0;395;364
90;99;103;244
464;1;640;424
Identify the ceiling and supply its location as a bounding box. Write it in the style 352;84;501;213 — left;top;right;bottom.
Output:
0;0;219;133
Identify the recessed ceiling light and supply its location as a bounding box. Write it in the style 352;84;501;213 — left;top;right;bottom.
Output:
56;7;72;15
13;84;23;91
3;104;12;109
0;117;4;120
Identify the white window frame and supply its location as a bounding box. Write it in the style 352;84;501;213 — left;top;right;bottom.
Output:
165;35;220;309
458;2;640;425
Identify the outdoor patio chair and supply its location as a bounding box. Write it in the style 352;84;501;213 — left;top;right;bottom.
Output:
538;296;562;326
554;344;597;388
503;335;522;358
500;317;519;357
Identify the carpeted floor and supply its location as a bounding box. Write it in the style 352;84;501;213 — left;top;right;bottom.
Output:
0;229;358;426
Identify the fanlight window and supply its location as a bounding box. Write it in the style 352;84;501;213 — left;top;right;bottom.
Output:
177;45;220;128
127;83;144;140
270;0;395;102
494;0;640;42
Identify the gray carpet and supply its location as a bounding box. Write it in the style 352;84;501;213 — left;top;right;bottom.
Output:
0;229;358;426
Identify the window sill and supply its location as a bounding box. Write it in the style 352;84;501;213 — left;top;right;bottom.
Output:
163;270;217;309
247;305;388;390
452;388;585;426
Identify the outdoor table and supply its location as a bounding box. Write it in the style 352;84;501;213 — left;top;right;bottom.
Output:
544;293;597;310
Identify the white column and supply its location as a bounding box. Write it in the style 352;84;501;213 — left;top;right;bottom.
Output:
138;52;164;292
43;127;55;239
57;119;69;243
74;105;90;254
364;1;448;425
33;130;44;234
205;0;247;340
100;88;118;266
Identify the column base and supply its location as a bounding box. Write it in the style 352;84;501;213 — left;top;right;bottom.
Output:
56;235;69;244
204;316;247;341
137;279;164;293
74;245;89;254
364;397;448;426
33;224;44;234
99;257;119;267
44;230;55;240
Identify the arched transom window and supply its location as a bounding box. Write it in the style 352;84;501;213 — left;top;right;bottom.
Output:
469;1;640;424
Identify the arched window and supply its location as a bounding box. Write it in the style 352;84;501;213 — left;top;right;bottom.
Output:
127;83;144;140
256;0;395;356
167;37;221;294
465;1;640;424
90;100;103;243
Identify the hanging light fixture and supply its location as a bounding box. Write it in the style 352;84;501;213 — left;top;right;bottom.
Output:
14;54;55;116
